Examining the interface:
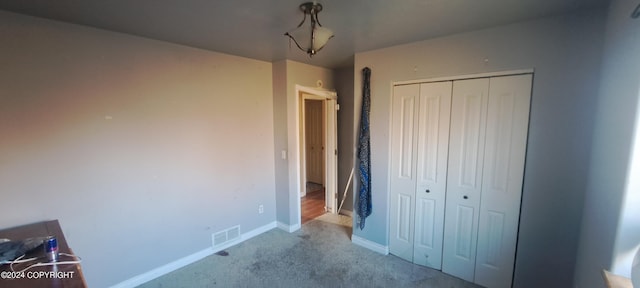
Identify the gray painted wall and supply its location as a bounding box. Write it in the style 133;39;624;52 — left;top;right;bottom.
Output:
272;61;290;224
0;11;276;287
335;67;355;214
575;0;640;287
352;8;606;287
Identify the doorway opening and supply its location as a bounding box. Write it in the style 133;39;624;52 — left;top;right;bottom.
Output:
295;86;337;226
302;98;326;224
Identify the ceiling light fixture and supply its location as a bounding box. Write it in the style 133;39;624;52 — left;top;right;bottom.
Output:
284;2;334;57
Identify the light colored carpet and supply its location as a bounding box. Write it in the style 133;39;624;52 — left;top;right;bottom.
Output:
137;215;481;288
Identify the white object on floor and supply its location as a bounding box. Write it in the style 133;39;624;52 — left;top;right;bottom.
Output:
602;269;632;288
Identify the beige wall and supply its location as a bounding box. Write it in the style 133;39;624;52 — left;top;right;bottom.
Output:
0;11;275;287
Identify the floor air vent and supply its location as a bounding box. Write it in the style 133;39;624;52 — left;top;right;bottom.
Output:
212;225;241;248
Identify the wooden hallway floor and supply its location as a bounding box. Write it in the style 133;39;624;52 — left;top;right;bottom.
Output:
302;182;326;224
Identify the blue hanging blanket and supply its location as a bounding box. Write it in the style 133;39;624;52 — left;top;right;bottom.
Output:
357;67;372;230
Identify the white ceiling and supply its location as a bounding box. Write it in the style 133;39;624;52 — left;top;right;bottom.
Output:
0;0;609;68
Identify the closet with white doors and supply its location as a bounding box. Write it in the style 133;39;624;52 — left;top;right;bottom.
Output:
389;73;532;288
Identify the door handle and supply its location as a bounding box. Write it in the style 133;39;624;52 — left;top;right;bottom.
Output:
425;189;430;193
463;195;468;199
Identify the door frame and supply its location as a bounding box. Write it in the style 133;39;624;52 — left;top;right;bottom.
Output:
293;85;338;226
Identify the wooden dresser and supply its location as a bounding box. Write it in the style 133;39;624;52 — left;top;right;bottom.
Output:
0;220;87;288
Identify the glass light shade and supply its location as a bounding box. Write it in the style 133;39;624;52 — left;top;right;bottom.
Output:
286;24;333;56
284;2;333;57
312;26;333;51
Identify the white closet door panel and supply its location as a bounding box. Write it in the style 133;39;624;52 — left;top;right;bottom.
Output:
474;74;532;288
390;84;420;262
413;81;452;269
443;78;489;282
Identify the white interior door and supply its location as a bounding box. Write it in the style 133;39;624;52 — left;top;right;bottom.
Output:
413;81;452;269
389;84;420;262
325;98;338;213
442;78;490;282
305;99;324;185
474;74;531;288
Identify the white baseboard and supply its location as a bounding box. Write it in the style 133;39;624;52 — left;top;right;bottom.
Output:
351;234;389;255
339;210;353;217
110;221;277;288
243;221;277;241
277;221;301;233
110;247;214;288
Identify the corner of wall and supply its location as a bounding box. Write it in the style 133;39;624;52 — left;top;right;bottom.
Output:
272;60;291;226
